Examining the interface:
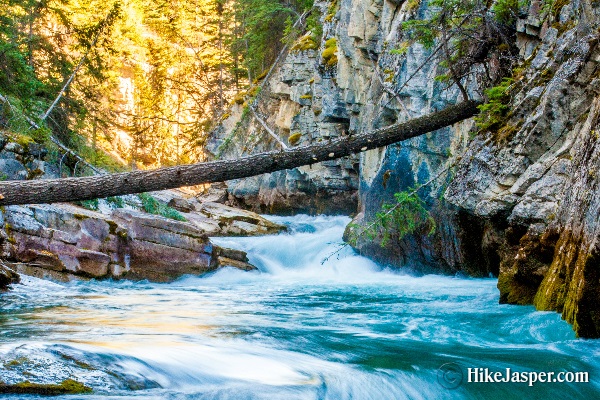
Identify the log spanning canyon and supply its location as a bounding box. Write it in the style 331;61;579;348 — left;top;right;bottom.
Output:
0;101;480;206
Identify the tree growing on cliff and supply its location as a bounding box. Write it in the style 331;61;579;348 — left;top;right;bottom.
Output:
399;0;521;100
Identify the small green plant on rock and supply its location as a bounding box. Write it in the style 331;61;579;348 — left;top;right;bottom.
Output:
76;198;100;211
325;0;339;22
138;193;186;221
474;76;515;133
291;34;318;52
288;132;302;145
106;196;124;208
347;188;435;247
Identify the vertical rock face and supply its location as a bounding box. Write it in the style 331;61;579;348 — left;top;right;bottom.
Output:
207;2;360;215
535;123;600;336
215;0;600;336
333;0;484;275
444;0;600;337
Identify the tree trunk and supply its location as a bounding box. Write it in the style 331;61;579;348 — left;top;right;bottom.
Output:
0;101;480;206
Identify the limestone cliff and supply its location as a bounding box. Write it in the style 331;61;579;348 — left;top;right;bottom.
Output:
213;0;600;337
207;2;360;215
445;0;600;338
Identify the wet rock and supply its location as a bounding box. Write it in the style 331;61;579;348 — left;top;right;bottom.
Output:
0;204;216;282
214;246;249;262
0;262;19;290
0;379;92;395
216;256;257;271
110;209;214;282
76;250;111;277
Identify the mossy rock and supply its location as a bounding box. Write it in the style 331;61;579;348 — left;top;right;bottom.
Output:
29;127;51;144
232;92;246;105
322;47;336;59
0;379;92;395
321;40;338;67
326;55;338;67
497;274;537;305
288;132;302;146
291;35;318;52
15;134;35;148
325;1;339;22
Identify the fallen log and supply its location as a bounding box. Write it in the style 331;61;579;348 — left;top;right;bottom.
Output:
0;100;480;206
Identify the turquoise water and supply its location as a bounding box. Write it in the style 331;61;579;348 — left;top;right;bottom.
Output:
0;215;599;399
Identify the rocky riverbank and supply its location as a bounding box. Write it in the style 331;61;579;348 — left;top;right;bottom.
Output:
0;192;286;288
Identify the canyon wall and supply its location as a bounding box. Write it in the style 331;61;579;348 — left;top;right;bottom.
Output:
213;0;600;337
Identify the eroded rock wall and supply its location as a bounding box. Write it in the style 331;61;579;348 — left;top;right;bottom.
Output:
207;1;360;215
444;0;600;337
216;0;600;337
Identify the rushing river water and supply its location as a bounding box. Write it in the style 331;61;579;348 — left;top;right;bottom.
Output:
1;215;599;399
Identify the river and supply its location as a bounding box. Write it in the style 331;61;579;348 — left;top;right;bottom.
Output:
1;215;599;399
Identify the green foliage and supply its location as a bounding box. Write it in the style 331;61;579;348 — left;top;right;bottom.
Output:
397;0;521;94
325;0;339;22
29;127;51;144
406;0;422;11
493;0;522;24
347;188;435;248
291;34;319;52
105;196;124;208
474;77;514;132
390;41;410;56
232;0;314;80
306;10;323;43
284;7;321;50
215;104;252;158
138;193;186;221
542;0;569;20
76;198;100;211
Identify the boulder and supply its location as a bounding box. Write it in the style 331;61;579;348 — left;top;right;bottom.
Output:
167;197;196;213
213;245;257;271
0;191;283;282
